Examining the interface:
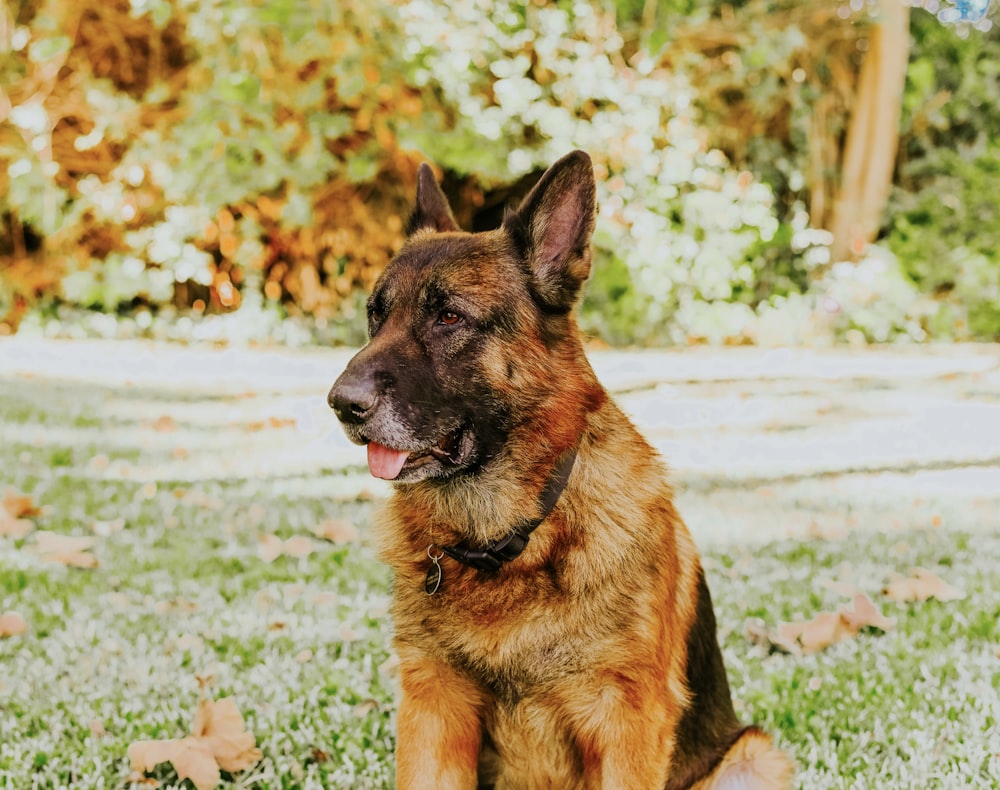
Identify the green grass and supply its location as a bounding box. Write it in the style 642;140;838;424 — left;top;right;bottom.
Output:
1;369;999;789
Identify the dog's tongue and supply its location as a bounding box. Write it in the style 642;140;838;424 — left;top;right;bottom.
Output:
367;442;409;480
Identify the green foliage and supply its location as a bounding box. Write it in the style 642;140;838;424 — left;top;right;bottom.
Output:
0;0;998;345
885;8;1000;339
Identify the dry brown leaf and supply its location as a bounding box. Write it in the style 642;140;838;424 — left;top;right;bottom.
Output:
0;508;33;538
774;612;852;655
128;697;261;790
313;519;359;544
41;552;99;569
840;593;896;632
244;416;297;432
151;415;178;432
3;490;41;518
193;697;262;773
883;567;965;603
34;531;99;568
745;593;894;656
1;490;37;537
257;534;314;563
0;612;28;638
35;532;97;554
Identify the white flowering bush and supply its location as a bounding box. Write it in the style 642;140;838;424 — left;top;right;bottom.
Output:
396;0;786;343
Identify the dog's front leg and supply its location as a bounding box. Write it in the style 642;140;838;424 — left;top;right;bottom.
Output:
395;649;486;790
568;673;680;790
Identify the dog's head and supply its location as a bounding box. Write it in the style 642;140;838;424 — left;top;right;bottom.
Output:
328;150;597;482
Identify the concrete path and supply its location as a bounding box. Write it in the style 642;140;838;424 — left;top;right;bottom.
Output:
2;337;999;546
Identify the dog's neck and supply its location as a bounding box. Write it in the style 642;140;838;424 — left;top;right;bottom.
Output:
435;445;578;572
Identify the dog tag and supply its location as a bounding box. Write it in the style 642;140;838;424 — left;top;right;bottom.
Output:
425;546;444;595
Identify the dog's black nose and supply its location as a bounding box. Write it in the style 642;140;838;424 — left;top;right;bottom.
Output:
328;375;379;425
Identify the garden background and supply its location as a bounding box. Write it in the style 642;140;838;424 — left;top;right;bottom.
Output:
2;1;1000;788
1;0;998;346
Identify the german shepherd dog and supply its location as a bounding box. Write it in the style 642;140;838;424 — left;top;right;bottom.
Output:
328;151;794;789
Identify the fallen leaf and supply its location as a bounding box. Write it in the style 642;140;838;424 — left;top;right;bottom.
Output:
34;531;99;568
774;612;852;655
883;567;965;603
0;508;33;538
840;593;896;632
128;697;262;790
0;490;37;537
257;534;283;564
745;594;894;656
35;532;97;554
244;416;297;432
313;519;359;544
257;534;315;563
282;535;314;558
151;415;177;432
0;612;28;638
3;490;41;518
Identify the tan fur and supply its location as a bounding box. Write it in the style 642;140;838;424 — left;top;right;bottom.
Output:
691;730;796;790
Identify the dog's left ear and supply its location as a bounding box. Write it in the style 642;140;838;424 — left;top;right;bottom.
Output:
504;150;596;311
408;163;460;234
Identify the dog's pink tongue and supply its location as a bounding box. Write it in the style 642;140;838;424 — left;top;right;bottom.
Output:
367;442;409;480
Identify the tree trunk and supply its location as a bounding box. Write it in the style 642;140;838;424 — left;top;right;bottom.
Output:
828;0;910;261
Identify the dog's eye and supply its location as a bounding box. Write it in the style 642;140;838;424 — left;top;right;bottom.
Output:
437;311;462;326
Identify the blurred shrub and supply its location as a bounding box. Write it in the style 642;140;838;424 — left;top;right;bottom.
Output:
395;0;791;343
0;0;997;344
1;0;421;331
885;8;1000;339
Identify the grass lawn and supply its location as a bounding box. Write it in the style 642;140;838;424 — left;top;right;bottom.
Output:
1;343;998;789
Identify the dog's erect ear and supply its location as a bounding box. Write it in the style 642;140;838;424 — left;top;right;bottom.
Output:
407;163;460;234
504;150;596;311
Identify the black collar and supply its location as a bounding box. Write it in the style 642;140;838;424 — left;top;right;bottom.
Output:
438;447;578;573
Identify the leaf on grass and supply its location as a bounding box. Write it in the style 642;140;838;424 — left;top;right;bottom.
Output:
3;490;41;518
0;508;34;538
257;534;314;563
883;567;965;603
840;593;897;632
0;490;38;538
128;697;261;790
33;531;99;568
151;415;178;432
313;519;359;544
745;594;895;656
244;416;297;432
0;612;29;638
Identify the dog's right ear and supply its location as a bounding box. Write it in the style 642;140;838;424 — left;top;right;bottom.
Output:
503;150;596;312
407;163;460;235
